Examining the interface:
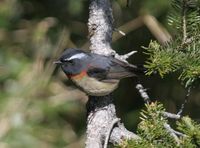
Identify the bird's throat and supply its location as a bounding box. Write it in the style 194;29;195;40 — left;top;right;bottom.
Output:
67;71;87;79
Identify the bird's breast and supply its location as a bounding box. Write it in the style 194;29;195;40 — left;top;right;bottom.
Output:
69;72;119;96
68;71;87;79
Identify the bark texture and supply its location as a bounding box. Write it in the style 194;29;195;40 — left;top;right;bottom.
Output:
86;0;139;147
88;0;115;56
86;96;139;148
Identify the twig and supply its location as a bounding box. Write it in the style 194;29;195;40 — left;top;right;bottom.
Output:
173;129;187;137
136;83;186;144
142;14;171;45
162;112;181;119
114;28;126;36
136;84;182;120
164;123;180;145
177;86;191;115
136;84;151;103
164;123;186;138
112;16;143;42
103;118;120;148
115;51;137;62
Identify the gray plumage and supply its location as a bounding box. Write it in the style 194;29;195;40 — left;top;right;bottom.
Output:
55;48;144;96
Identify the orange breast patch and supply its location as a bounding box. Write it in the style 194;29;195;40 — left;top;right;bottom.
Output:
68;71;87;79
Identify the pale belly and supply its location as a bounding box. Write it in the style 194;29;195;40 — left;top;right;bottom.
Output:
71;76;119;96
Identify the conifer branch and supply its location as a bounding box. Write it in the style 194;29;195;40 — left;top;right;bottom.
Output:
162;112;181;119
182;0;187;44
164;123;180;145
136;84;150;104
177;86;191;115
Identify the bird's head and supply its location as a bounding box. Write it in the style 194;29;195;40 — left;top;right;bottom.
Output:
54;48;90;76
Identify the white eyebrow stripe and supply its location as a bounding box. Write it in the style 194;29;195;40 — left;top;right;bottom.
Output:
66;53;86;61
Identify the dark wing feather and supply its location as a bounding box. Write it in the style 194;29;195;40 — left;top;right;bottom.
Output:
87;55;144;82
108;58;145;79
106;58;137;79
87;67;108;80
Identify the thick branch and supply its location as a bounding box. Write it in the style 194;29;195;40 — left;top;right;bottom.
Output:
88;0;114;55
86;96;140;148
86;95;115;148
86;0;139;147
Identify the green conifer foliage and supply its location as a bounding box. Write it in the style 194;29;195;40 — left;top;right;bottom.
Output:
145;0;200;87
119;102;200;147
117;1;200;147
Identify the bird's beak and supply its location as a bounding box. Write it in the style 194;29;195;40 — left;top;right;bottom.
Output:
53;60;62;65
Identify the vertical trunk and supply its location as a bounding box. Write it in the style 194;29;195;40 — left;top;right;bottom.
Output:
86;0;139;147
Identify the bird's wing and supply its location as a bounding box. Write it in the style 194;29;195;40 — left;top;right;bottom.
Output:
87;56;144;82
109;57;145;76
106;58;137;79
87;67;108;80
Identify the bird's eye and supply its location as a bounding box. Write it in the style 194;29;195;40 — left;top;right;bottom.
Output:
59;58;65;63
67;60;73;63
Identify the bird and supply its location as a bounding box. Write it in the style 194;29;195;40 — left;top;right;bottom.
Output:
54;48;145;96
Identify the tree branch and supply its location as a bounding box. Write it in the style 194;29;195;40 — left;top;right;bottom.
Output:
88;0;114;56
86;96;140;148
103;118;120;148
86;0;139;147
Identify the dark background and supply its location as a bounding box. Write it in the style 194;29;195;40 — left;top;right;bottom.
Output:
0;0;199;147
